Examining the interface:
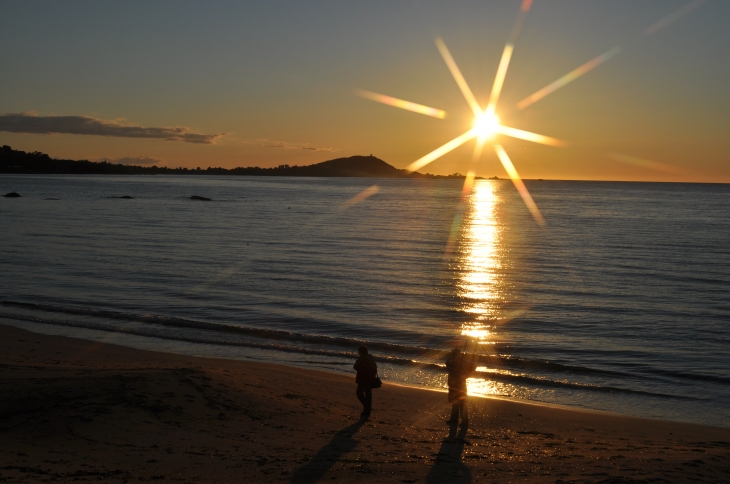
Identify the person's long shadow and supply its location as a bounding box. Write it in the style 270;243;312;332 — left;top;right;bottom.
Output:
425;421;472;484
289;417;367;483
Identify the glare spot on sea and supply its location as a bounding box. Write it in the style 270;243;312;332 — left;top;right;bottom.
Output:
457;180;505;346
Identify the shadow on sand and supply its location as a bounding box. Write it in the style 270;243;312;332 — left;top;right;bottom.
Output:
289;417;367;483
425;421;472;483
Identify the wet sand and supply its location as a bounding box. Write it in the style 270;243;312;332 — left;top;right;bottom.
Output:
1;324;728;483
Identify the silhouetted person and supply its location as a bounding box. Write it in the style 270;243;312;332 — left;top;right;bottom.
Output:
445;348;476;426
353;345;377;418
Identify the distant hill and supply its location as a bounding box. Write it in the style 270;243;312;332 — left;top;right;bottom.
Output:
0;146;475;179
270;155;406;177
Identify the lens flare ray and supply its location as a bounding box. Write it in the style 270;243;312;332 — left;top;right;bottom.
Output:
471;136;487;165
494;144;545;225
496;125;567;147
510;0;533;41
517;1;707;110
356;90;446;119
643;0;707;37
486;0;532;116
610;153;686;175
435;38;483;117
486;44;514;117
406;129;478;172
517;47;621;110
340;184;380;210
462;171;476;197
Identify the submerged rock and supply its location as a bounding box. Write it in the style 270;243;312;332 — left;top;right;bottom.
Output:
3;192;21;198
190;195;212;201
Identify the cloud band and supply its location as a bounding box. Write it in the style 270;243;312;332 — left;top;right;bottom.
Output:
0;112;225;144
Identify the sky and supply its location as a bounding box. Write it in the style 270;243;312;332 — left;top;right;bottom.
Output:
0;0;728;182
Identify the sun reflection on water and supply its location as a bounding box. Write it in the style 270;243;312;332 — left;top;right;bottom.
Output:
458;180;503;330
455;179;506;396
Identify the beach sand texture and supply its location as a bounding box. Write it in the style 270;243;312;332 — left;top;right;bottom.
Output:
1;324;728;483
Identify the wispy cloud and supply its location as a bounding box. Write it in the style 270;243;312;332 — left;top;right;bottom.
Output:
258;139;340;152
0;112;226;144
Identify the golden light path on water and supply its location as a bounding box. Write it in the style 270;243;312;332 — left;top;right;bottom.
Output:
454;180;508;397
459;181;500;323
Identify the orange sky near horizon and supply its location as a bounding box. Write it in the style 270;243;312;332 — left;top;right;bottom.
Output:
0;1;728;183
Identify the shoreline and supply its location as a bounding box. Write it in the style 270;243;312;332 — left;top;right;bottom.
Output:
1;323;729;483
3;315;719;430
1;315;726;430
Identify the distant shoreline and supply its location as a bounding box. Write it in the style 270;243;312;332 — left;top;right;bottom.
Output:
1;145;498;180
5;145;728;184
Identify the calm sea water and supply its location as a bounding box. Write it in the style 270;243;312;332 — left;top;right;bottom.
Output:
1;174;729;427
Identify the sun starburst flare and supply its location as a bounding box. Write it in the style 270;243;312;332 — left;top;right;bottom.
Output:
358;0;710;225
358;1;566;225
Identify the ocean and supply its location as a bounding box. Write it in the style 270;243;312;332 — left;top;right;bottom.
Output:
1;174;728;427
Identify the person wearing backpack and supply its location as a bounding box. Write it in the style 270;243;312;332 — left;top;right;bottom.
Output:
354;345;377;418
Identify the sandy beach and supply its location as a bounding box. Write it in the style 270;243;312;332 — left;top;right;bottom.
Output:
1;324;728;483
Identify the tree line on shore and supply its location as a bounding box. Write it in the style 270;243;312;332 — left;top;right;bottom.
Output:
0;145;480;179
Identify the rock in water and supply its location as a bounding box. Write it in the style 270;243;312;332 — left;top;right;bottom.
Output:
190;195;212;201
3;192;21;198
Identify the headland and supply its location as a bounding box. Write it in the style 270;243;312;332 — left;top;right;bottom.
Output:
0;145;496;179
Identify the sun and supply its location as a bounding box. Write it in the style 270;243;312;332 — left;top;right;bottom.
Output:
356;0;566;226
473;112;500;140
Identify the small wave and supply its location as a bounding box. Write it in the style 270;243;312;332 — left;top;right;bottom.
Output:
497;356;637;379
0;300;687;383
645;368;730;386
1;300;448;357
0;310;699;401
